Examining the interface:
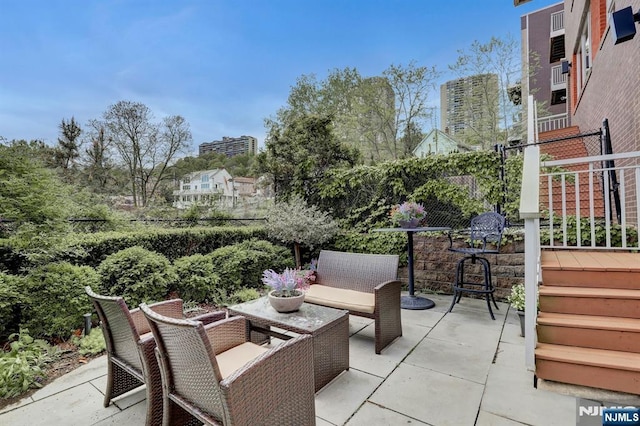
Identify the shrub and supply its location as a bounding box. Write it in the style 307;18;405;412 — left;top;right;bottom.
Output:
172;254;222;303
71;328;106;356
265;196;339;267
21;262;98;339
0;329;59;398
0;272;23;340
97;246;174;307
229;288;261;304
207;239;294;292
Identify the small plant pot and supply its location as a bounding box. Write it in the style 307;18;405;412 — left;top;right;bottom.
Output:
268;290;305;313
517;310;525;337
398;218;421;228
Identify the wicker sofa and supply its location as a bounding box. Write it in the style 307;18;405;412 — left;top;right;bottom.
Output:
304;250;402;354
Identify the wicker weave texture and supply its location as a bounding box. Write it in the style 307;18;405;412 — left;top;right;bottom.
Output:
85;287;225;426
312;250;403;354
141;305;316;426
317;250;399;293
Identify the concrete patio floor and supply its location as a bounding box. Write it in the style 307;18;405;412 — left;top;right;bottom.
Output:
0;293;601;425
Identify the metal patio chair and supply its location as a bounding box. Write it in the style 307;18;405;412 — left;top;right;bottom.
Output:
447;212;506;320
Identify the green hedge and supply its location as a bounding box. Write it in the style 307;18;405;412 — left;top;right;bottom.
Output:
0;226;269;273
20;262;98;339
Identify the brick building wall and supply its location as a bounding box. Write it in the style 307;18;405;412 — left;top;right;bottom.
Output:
396;235;524;302
565;0;640;222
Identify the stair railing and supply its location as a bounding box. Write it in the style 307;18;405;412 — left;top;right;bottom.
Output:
541;151;640;250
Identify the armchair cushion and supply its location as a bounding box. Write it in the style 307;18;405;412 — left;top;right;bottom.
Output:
216;342;268;379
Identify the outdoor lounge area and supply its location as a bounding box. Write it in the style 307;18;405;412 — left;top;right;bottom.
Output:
2;292;599;426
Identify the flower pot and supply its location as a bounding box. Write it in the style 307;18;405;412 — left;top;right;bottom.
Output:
517;310;525;337
268;290;305;313
398;218;421;228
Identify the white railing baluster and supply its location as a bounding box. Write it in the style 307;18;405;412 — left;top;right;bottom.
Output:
620;169;627;248
548;174;554;247
604;165;612;247
589;164;596;247
575;172;581;247
561;174;567;246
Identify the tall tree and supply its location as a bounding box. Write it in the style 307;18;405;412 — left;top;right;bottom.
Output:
82;119;113;192
382;62;440;158
54;117;82;174
101;101;191;207
448;35;521;149
271;64;439;162
257;114;360;206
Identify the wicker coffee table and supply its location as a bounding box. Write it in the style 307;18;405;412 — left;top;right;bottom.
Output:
228;297;349;392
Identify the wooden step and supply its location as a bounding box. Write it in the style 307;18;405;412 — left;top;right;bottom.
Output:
535;343;640;394
537;312;640;353
539;286;640;319
541;251;640;289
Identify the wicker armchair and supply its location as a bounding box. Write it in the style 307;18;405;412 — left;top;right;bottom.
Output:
139;303;316;426
85;287;226;426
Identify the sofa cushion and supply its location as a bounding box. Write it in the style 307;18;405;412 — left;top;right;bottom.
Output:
305;285;375;314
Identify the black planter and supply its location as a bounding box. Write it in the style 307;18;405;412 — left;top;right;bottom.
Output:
517;310;525;337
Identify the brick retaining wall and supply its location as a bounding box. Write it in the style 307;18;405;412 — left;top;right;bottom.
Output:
396;235;525;302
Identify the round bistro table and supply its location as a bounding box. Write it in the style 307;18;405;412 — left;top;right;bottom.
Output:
373;226;451;310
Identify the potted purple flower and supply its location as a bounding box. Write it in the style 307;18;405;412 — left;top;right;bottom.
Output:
262;268;310;313
390;201;427;228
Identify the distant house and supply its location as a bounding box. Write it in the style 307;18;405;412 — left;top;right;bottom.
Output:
412;129;472;157
172;169;234;209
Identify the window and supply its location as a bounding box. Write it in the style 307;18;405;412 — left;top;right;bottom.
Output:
201;183;210;190
201;175;209;183
182;184;190;190
576;11;591;90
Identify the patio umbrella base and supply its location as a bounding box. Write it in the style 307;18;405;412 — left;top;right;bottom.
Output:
401;295;435;310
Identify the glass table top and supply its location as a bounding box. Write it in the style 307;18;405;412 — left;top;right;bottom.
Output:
228;296;347;333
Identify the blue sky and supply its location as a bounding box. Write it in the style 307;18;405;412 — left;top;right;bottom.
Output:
0;0;559;155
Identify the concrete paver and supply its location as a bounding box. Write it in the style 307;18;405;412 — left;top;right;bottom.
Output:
0;292;590;426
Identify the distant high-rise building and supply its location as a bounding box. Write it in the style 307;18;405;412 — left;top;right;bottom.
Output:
440;74;499;138
199;136;257;157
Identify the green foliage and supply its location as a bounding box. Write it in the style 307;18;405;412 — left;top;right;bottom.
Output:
319;151;505;228
71;328;106;356
229;288;261;304
332;231;411;265
172;254;222;303
540;215;639;247
0;272;23;339
0;329;59;398
257;114;360;206
3;226;268;273
207;239;294;292
507;284;525;311
97;246;174;307
266;195;339;250
21;262;98;339
0;143;73;241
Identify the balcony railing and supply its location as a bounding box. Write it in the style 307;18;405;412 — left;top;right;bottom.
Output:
551;10;564;36
537;113;568;133
551;65;567;91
